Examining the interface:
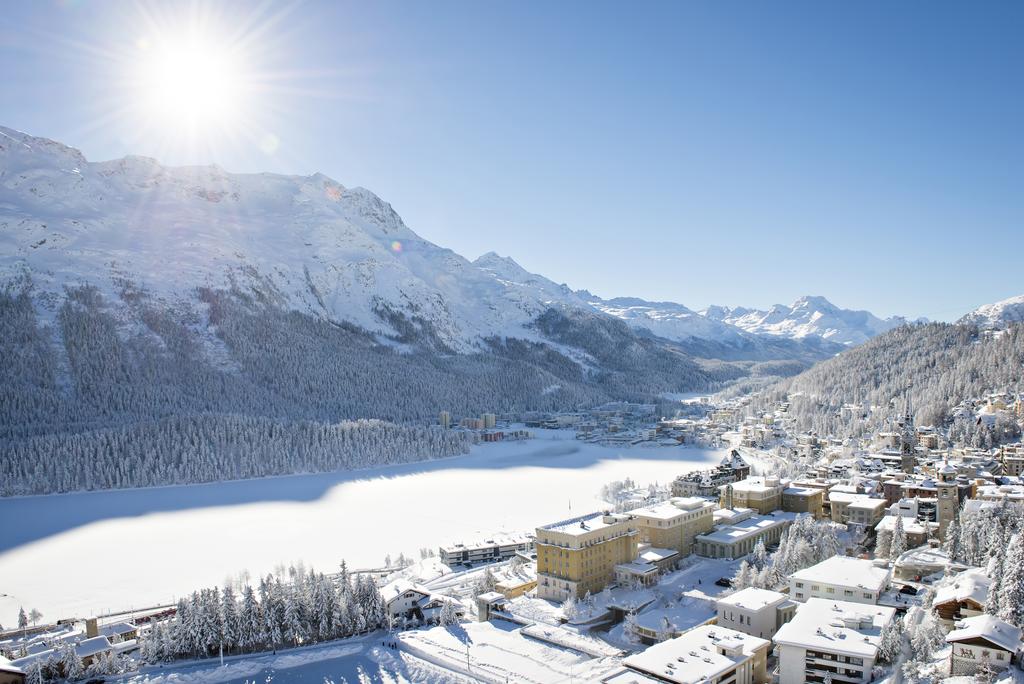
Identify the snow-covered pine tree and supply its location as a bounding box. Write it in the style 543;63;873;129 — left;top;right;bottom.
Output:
891;515;907;559
997;532;1024;627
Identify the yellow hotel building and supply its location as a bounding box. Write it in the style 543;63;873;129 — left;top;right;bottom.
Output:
536;512;638;602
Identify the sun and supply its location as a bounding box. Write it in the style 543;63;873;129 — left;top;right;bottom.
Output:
136;34;246;130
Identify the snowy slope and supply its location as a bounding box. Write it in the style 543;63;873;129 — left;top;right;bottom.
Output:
0;126;582;352
699;295;908;346
958;294;1024;329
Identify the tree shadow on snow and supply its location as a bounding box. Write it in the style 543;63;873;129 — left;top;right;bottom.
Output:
0;438;721;552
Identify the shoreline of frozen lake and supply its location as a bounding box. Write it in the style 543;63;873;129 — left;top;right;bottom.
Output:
0;430;722;626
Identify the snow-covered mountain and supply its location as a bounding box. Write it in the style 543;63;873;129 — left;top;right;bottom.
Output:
959;294;1024;329
584;295;749;344
699;296;909;346
0;126;602;353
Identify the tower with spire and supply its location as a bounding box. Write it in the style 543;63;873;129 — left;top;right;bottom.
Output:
898;395;917;473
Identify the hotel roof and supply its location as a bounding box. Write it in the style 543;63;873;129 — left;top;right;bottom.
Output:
790;556;890;593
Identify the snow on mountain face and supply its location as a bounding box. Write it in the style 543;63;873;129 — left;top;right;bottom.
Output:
959;294;1024;329
699;296;907;346
586;296;749;343
0;126;579;351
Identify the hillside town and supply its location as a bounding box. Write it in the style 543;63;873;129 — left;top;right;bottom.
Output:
4;389;1024;683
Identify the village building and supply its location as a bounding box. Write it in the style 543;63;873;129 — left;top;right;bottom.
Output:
780;486;824;518
715;587;796;640
720;477;783;515
438;533;534;566
773;598;896;684
946;614;1021;676
789;556;891;605
694;510;795;560
607;625;770;684
933;568;991;626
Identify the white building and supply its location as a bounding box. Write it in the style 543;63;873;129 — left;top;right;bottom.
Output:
610;624;770;684
694;510;796;560
789;556;890;605
438;533;534;566
715;587;796;640
773;598;896;684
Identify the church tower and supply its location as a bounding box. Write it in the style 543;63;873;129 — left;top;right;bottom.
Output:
936;453;959;539
899;396;917;474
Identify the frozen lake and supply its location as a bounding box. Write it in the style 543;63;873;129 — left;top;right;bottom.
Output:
0;430;722;626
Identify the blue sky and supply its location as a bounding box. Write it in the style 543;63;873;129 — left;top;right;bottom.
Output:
1;1;1021;320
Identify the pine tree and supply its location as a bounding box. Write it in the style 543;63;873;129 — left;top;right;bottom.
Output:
751;538;768;570
221;586;239;653
239;584;262;652
17;607;27;631
997;533;1024;627
878;615;903;663
891;516;907;559
876;529;893;559
943;512;963;562
733;560;752;590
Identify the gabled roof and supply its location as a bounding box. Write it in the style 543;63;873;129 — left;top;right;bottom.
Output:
380;579;430;605
946;614;1022;652
933;568;990;608
75;636;113;658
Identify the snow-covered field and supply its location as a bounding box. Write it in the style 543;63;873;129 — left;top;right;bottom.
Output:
0;430;721;626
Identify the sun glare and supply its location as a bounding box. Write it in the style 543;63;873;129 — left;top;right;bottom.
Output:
138;36;245;129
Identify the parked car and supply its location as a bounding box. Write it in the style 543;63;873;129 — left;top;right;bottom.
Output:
715;577;733;588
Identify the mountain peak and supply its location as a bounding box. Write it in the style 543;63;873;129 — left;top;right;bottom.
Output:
959;294;1024;329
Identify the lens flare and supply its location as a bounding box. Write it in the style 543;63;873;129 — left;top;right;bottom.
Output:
391;241;402;253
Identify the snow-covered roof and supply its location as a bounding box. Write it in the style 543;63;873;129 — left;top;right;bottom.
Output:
477;591;506;604
539;511;633;535
380;579;430;605
723;477;782;494
790;556;890;593
893;546;950;571
621;624;768;684
773;598;896;658
934;568;991;608
639;547;679;564
698;512;797;545
946;614;1022;652
616;560;659;576
717;587;787;611
874;515;938;536
601;669;664;684
75;636;113;658
783;486;821;497
848;498;887;511
98;621;137;638
0;656;23;675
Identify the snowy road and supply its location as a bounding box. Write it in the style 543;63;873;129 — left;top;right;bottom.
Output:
0;431;721;626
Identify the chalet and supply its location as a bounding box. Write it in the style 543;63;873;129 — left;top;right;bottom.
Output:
933;568;990;625
946;614;1021;676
